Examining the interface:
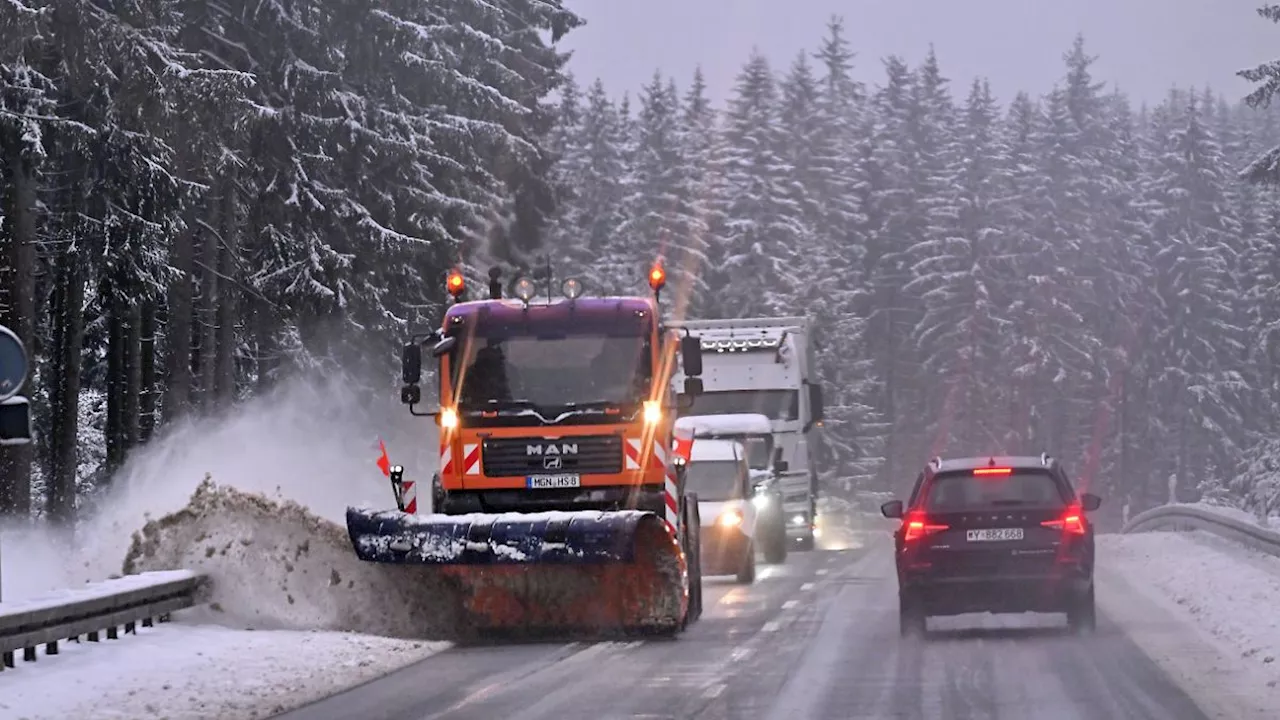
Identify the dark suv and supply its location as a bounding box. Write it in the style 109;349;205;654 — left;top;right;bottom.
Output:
880;454;1102;637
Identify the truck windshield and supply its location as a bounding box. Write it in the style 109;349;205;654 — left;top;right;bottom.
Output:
454;333;651;409
680;390;799;421
685;460;747;501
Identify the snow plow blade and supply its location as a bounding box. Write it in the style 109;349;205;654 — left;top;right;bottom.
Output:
345;507;689;638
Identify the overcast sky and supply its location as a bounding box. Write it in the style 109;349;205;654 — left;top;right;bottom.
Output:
560;0;1279;108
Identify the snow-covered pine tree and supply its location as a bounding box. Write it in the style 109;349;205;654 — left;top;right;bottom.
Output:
615;71;708;306
549;79;629;291
1142;89;1246;502
905;77;1012;453
807;16;883;491
859;55;921;488
714;49;808;317
677;67;728;318
1238;3;1280;184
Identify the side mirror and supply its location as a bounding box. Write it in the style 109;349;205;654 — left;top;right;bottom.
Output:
400;385;422;405
1080;493;1102;512
681;335;703;376
808;382;824;422
430;335;456;358
880;500;904;519
682;377;703;397
402;343;422;384
773;458;789;473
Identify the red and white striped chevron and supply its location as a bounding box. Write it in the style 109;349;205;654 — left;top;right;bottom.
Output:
401;480;417;514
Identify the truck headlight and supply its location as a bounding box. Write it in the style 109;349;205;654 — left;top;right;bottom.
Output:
752;494;770;509
642;400;661;424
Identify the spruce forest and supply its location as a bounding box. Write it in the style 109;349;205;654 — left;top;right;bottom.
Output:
5;2;1280;529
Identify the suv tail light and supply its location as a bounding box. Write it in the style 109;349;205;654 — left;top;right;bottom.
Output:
1041;507;1086;535
903;513;949;542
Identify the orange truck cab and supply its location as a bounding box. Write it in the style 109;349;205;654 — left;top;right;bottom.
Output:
401;264;706;529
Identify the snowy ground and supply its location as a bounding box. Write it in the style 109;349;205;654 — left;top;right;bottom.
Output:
1099;530;1280;718
0;607;449;720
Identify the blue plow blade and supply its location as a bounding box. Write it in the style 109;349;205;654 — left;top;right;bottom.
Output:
345;506;654;565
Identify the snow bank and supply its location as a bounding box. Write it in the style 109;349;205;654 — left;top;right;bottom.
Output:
1;373;436;601
0;619;447;720
1099;531;1280;714
121;477;463;639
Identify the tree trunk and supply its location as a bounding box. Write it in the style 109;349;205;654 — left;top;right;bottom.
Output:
0;143;37;517
139;300;157;441
215;176;238;405
46;251;84;526
103;282;127;481
164;210;196;421
124;299;142;447
255;298;276;394
199;192;221;408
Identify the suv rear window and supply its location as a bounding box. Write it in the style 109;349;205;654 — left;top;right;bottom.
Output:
924;469;1067;511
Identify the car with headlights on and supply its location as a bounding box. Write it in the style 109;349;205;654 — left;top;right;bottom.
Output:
685;438;757;583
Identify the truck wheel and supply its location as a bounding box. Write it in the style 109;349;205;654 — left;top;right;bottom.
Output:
763;521;788;564
683;494;704;627
735;541;756;584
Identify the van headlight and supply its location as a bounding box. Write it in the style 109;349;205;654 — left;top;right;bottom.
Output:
718;509;744;528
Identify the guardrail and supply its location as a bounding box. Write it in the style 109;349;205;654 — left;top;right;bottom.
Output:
0;570;206;671
1121;503;1280;559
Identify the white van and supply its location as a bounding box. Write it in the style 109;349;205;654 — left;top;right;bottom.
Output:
686;438;756;583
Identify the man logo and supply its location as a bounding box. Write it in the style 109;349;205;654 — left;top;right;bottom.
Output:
543;455;563;470
526;443;579;456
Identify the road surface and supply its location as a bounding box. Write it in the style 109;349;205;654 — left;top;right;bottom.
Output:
273;536;1210;720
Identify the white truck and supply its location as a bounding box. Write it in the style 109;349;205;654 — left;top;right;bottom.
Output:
670;316;825;550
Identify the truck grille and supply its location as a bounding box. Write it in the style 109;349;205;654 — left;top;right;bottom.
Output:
481;435;624;477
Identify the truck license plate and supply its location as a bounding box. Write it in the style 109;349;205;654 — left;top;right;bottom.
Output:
966;528;1024;542
527;474;581;489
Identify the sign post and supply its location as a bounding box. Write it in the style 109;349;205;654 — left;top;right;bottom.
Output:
0;323;31;602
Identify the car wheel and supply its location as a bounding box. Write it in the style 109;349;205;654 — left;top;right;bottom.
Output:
1067;584;1096;633
736;542;756;584
899;592;927;638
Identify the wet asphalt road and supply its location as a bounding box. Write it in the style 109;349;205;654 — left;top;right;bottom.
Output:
274;535;1210;720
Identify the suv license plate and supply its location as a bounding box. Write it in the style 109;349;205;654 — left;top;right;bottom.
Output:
527;474;581;489
966;528;1024;542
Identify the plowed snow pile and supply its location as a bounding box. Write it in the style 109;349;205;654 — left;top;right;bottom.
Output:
122;476;463;638
2;373;456;641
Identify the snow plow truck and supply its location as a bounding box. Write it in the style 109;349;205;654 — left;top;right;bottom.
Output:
345;262;707;638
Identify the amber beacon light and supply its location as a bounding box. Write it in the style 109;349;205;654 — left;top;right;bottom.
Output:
648;263;666;292
446;269;465;298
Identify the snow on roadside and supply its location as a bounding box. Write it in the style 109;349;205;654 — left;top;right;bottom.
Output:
0;612;448;720
1099;531;1280;716
122;477;464;639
